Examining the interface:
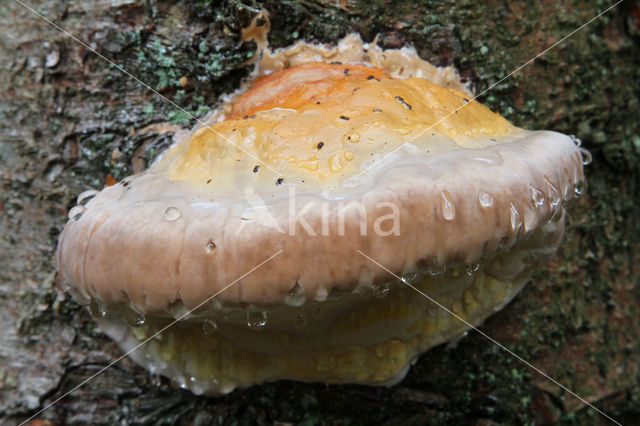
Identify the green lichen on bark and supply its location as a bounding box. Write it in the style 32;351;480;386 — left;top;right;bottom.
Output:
2;0;638;424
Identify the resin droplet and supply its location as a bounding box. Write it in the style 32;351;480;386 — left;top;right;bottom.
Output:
202;319;218;335
529;186;545;207
440;190;456;221
77;189;98;206
68;206;85;221
478;191;494;207
247;310;267;330
164;207;181;221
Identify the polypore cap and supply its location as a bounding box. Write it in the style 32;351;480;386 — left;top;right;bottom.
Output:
56;32;586;395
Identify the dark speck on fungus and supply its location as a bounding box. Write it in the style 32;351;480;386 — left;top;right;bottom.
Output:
395;96;412;110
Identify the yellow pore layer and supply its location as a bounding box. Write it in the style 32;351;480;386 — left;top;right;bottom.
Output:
125;265;520;393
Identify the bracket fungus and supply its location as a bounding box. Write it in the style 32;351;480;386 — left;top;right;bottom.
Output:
57;34;588;395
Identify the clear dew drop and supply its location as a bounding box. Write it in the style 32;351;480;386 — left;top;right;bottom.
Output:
578;147;592;165
529;186;545;207
523;207;538;233
544;176;562;207
89;299;107;318
470;156;494;165
509;202;521;232
77;189;98;206
549;205;564;223
574;180;586;197
126;310;146;327
285;282;305;307
372;283;390;299
202;319;218;335
570;134;582;147
467;152;503;166
329;155;343;172
440;190;456;221
164;207;181;221
247;310;267;330
478;191;494;207
401;272;420;284
59;280;71;293
347;133;360;142
205;240;216;254
294;314;307;329
465;263;480;276
428;266;446;277
68;205;85;221
289;282;304;297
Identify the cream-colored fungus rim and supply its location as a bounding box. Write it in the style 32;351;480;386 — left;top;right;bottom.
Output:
57;128;584;314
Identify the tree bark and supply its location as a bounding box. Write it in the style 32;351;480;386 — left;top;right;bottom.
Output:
1;0;639;424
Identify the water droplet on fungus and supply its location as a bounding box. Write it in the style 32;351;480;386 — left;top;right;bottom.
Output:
440;190;456;221
247;310;267;329
202;319;218;335
164;207;181;221
478;191;494;207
